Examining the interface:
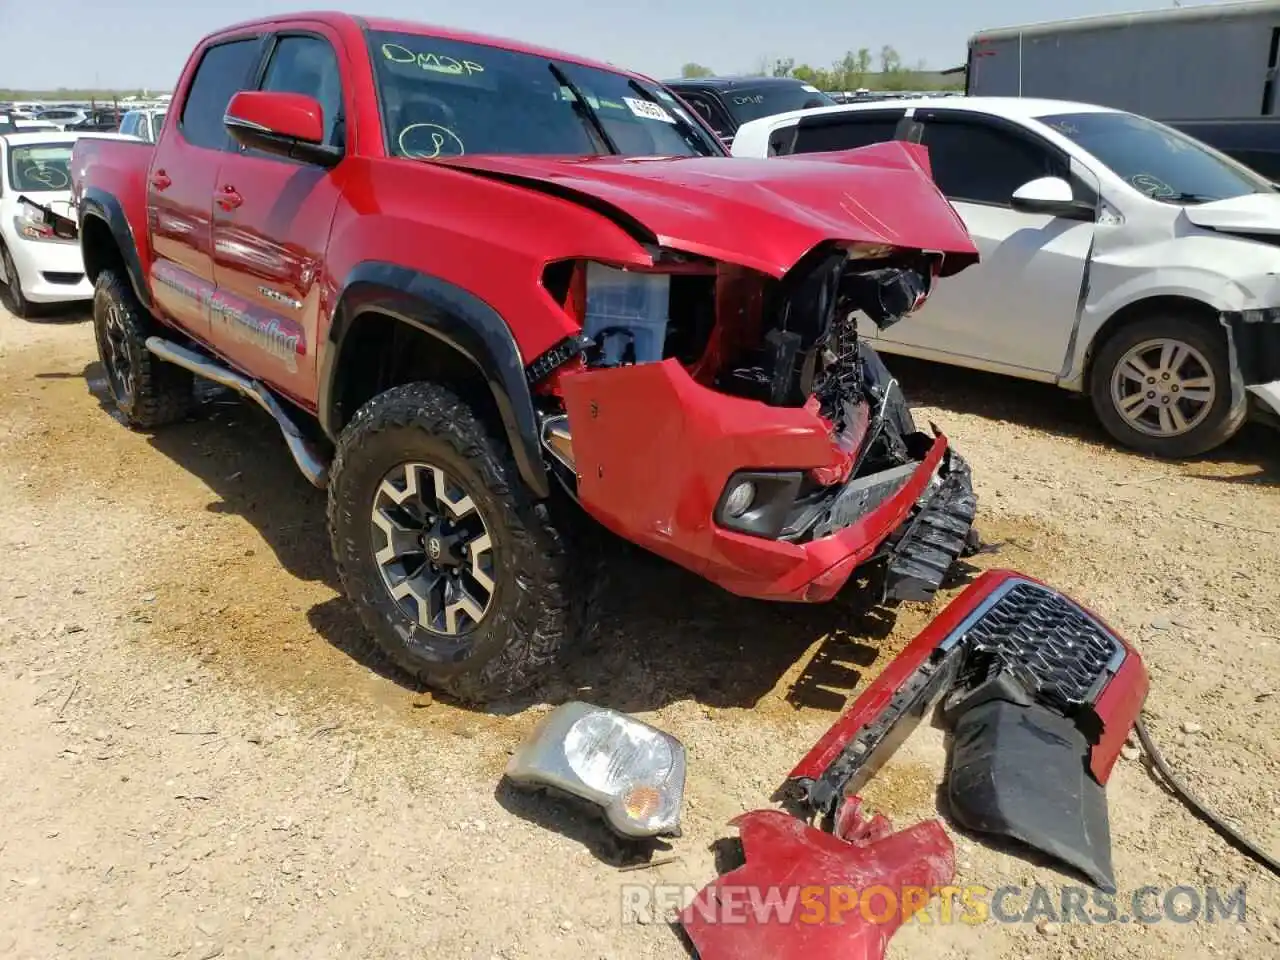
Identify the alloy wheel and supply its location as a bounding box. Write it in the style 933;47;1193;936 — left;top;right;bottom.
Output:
1109;337;1216;438
370;462;496;638
101;302;134;404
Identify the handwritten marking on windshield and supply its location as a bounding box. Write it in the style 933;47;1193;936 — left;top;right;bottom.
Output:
398;123;466;159
18;164;69;190
381;44;484;76
1129;172;1175;198
732;95;765;105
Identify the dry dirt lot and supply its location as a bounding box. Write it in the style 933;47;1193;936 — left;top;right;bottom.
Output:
0;301;1277;960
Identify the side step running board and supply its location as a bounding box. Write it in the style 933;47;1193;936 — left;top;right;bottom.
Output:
145;337;329;489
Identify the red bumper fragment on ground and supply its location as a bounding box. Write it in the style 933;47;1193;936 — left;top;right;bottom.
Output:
681;803;954;960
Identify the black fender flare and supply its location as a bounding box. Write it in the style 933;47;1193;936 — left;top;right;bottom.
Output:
320;262;550;499
76;186;153;310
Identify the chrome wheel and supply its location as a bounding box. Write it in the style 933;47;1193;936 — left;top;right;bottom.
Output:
1109;338;1216;438
370;462;496;637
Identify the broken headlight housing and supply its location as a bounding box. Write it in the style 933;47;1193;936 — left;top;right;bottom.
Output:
505;702;687;839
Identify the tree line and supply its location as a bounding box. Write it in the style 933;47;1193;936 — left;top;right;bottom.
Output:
680;45;959;92
1;87;156;101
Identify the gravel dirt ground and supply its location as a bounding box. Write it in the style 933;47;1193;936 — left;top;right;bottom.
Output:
0;301;1277;960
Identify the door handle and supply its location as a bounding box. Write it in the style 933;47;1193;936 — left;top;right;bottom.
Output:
150;170;171;191
215;185;243;211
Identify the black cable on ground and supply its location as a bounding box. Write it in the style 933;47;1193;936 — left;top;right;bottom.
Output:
1135;714;1280;878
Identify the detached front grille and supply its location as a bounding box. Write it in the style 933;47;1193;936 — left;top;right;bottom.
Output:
960;580;1125;710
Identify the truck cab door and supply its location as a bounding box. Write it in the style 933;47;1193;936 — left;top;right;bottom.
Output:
209;30;346;406
871;113;1094;379
148;35;265;339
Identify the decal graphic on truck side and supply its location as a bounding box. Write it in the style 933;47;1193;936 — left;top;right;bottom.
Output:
210;294;305;374
151;262;306;373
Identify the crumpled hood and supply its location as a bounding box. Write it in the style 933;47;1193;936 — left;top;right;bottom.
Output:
437;142;978;277
1183;191;1280;235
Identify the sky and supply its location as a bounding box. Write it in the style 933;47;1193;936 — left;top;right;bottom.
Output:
0;0;1241;90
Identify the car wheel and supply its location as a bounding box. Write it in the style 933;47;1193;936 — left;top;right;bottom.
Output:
1090;313;1245;458
0;241;32;318
328;381;592;703
91;269;194;429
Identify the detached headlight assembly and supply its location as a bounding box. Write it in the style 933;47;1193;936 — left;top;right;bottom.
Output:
504;702;686;839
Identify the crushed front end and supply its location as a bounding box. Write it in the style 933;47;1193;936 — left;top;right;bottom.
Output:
530;240;980;604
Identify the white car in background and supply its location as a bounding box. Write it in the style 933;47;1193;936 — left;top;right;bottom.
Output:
732;96;1280;457
117;107;167;143
0;131;114;316
34;107;89;130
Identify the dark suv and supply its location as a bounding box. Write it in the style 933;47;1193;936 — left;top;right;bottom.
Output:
664;76;835;146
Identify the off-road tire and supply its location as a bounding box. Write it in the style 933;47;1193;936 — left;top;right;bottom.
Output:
0;241;31;319
1090;312;1245;459
92;269;194;429
328;381;591;703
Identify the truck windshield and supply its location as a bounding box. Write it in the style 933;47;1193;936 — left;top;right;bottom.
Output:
719;83;836;126
367;30;722;159
8;143;72;192
1041;111;1272;203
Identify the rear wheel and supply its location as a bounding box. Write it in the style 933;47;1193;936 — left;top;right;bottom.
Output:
91;270;194;429
1090;312;1244;458
328;381;585;703
0;241;31;318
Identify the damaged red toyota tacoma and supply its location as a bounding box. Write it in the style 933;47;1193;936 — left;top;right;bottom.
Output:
69;12;980;702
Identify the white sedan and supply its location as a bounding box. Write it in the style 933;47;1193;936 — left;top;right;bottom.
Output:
0;131;100;316
732;96;1280;457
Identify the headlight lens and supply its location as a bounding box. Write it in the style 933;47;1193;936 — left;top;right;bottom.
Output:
14;202;73;243
722;480;756;518
714;470;805;539
505;702;686;838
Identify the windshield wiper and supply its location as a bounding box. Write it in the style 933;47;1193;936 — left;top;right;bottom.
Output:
1160;192;1218;204
547;62;617;155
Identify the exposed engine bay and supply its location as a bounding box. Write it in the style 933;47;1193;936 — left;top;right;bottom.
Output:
533;241;977;604
538;241;946;503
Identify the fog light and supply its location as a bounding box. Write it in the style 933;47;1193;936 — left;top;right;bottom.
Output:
504;702;686;839
723;480;756;518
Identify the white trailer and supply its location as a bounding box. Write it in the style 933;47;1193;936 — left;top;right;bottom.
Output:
966;0;1280;119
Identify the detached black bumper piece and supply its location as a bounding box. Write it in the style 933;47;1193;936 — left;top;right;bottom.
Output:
947;695;1115;890
786;570;1149;892
882;450;978;603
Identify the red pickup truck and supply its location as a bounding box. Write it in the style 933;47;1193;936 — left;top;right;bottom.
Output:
70;12;981;702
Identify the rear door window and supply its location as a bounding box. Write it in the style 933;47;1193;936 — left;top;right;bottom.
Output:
180;38;263;151
790;111;905;154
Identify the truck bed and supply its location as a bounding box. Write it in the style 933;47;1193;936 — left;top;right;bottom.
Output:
70;136;154;300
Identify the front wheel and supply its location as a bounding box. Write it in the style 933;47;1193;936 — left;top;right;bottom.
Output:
328;382;582;703
1090;314;1245;458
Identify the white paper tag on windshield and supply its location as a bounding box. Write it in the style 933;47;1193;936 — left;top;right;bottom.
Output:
623;97;676;123
801;84;821;93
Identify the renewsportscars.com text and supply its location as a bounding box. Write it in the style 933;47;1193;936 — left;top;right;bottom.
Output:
621;883;1248;927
